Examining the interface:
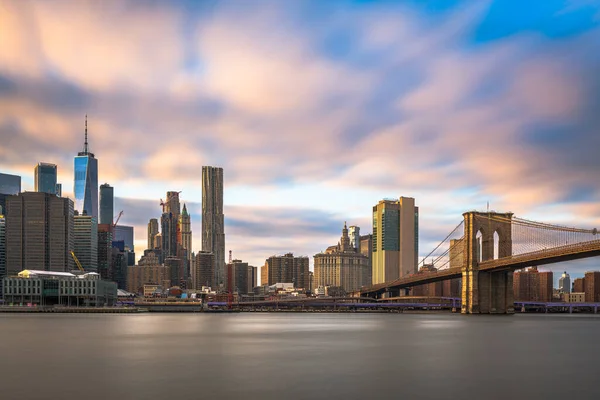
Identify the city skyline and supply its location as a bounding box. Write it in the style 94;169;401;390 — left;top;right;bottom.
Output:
1;1;599;282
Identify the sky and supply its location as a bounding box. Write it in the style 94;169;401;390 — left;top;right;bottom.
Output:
1;0;599;286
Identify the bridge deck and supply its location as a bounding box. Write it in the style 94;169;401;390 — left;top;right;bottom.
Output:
360;239;600;296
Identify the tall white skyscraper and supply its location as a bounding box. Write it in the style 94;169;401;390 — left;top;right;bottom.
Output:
559;271;571;294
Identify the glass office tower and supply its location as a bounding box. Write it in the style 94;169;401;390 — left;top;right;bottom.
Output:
34;163;58;194
0;173;21;195
74;116;98;218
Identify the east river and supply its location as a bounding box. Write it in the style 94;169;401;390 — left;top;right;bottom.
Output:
1;313;599;399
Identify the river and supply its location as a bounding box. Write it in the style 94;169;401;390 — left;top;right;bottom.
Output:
1;313;598;399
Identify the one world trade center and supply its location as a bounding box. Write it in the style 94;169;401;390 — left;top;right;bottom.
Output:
74;116;98;218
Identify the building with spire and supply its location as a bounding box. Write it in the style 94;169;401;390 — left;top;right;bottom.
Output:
313;223;370;293
74;116;99;218
178;203;192;267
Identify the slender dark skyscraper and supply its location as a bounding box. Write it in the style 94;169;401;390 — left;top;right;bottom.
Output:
74;116;98;218
99;183;114;225
202;166;225;288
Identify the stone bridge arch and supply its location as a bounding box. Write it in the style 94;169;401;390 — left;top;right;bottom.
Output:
462;212;515;314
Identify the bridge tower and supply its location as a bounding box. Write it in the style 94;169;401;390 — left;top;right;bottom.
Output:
462;211;515;314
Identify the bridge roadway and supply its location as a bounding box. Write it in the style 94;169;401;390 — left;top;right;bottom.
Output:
359;239;600;297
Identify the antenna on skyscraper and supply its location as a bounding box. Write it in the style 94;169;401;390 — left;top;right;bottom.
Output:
84;114;89;154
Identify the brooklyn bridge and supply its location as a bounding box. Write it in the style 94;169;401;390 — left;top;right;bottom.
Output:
358;211;600;314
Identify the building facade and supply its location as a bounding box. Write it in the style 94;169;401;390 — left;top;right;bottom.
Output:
228;259;256;294
584;271;600;302
74;117;98;219
193;251;215;290
573;278;585;293
513;267;553;302
179;204;192;267
0;172;21;217
202;166;225;289
348;226;360;252
127;263;170;294
114;225;134;251
73;213;98;272
262;253;309;289
3;270;117;307
314;223;370;293
111;247;128;290
147;218;159;250
0;213;5;297
372;197;418;284
565;292;585;303
164;257;184;288
99;183;114;225
34;163;58;194
0;172;21;195
558;271;571;294
97;224;112;281
5;192;74;275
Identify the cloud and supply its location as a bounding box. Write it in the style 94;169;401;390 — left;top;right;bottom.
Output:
0;0;599;278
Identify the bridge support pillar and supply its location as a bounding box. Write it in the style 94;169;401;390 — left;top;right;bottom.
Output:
461;212;515;315
462;269;514;314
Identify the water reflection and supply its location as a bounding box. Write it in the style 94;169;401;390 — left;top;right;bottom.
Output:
1;313;599;400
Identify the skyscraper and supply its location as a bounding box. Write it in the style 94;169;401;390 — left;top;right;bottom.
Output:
0;172;20;195
73;213;98;272
164;191;181;215
147;218;159;250
179;204;192;265
34;163;58;194
193;251;215;289
99;183;114;225
74;116;99;219
263;253;309;289
559;271;571;294
348;225;361;252
55;183;62;197
97;223;113;281
0;212;5;298
114;225;134;251
372;197;419;284
160;191;180;259
5;192;74;275
0;172;21;215
202;166;225;288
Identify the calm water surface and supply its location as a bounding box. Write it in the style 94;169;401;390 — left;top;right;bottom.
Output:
1;313;599;400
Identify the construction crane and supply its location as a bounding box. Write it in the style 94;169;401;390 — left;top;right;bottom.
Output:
70;251;84;272
113;210;123;228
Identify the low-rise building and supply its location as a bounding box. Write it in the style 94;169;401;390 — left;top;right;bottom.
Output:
127;264;171;294
564;292;585;303
2;269;117;306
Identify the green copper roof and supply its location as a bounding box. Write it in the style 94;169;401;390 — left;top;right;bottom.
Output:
182;203;188;216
